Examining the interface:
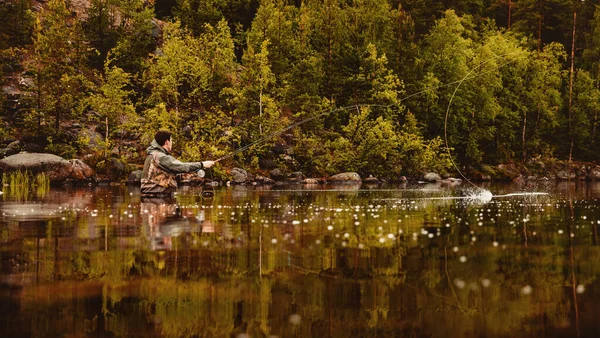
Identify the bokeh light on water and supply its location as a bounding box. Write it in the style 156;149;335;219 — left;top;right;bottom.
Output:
0;182;600;337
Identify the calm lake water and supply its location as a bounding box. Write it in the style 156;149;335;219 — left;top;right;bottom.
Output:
1;181;600;337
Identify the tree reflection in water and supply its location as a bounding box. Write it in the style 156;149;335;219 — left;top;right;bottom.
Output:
0;182;599;337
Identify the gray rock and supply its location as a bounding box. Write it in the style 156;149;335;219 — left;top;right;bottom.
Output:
423;172;441;182
128;170;143;184
301;178;320;184
328;172;361;184
68;159;95;180
231;167;253;183
557;170;576;180
255;175;275;185
0;153;73;181
363;175;381;184
270;168;286;181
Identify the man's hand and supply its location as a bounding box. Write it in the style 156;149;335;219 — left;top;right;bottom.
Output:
202;161;215;168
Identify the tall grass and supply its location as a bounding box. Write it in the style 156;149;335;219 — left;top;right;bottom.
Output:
1;170;50;200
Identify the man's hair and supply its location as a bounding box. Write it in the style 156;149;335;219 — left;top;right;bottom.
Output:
154;130;172;146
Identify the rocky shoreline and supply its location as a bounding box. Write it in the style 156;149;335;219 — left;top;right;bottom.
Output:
1;152;599;187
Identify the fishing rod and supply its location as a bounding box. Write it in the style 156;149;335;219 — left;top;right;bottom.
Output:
198;52;524;188
212;103;394;163
196;104;393;179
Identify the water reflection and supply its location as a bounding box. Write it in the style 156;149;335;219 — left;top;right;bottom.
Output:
0;182;599;337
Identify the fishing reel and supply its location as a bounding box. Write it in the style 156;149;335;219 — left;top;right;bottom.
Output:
197;169;214;197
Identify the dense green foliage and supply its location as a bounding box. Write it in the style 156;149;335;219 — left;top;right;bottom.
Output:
1;0;599;180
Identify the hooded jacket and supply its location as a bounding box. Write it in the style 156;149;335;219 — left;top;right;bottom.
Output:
141;140;204;195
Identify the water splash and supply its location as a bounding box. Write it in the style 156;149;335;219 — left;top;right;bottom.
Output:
464;189;493;203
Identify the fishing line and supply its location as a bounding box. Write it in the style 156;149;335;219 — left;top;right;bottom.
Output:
443;52;523;190
399;54;522;103
210;51;524;185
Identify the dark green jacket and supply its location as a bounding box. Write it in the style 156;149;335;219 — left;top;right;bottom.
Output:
141;140;203;195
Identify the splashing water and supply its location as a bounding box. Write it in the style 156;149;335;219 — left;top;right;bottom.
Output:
469;189;493;203
462;189;549;203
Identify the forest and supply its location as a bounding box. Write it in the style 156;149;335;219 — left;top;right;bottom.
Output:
0;0;599;181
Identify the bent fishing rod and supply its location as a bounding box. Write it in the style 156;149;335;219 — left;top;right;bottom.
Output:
199;51;525;185
212;103;394;163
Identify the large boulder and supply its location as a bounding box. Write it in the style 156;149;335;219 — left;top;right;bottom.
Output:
0;153;73;181
328;172;361;184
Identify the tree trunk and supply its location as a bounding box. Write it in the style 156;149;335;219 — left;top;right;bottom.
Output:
568;11;577;163
326;5;333;101
522;109;527;162
259;90;263;135
537;0;543;51
507;0;513;30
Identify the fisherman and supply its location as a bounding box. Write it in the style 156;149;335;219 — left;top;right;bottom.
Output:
141;130;214;196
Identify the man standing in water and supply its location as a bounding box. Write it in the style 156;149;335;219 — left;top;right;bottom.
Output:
141;130;214;196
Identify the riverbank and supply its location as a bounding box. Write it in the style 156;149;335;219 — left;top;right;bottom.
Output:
1;151;599;187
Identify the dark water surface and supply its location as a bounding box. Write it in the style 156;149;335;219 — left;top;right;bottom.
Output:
1;181;600;337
